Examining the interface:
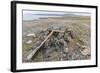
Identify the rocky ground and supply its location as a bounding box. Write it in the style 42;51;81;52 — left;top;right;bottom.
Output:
22;15;91;62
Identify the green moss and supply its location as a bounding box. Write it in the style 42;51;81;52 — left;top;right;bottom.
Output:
22;37;39;51
32;49;43;62
22;43;33;51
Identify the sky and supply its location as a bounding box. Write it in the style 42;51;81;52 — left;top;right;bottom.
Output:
23;10;91;20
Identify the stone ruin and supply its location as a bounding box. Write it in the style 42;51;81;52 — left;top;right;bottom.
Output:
25;27;90;62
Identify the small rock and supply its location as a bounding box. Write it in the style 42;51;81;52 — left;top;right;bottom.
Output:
80;46;90;56
26;33;36;37
63;54;66;57
26;40;32;44
64;48;69;53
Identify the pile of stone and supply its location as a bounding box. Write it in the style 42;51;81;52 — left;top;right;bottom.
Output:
26;27;90;62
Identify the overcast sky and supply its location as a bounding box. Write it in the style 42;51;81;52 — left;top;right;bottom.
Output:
23;10;91;20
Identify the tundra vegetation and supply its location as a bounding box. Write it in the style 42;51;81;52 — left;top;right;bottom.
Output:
22;12;91;62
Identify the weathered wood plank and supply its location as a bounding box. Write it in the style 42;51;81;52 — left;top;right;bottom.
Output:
26;30;65;61
26;31;54;61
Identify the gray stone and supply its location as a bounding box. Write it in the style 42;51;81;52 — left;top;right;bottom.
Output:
80;46;90;56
